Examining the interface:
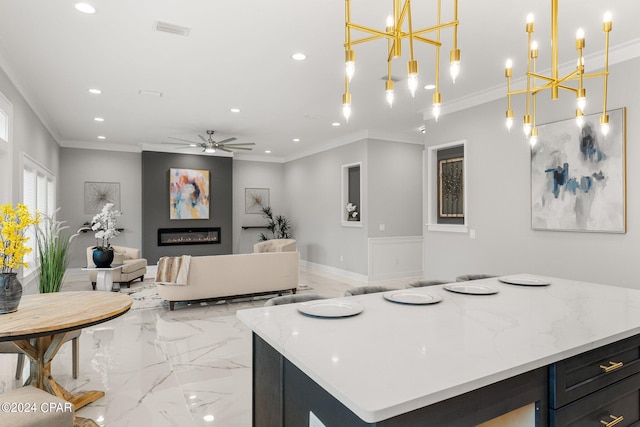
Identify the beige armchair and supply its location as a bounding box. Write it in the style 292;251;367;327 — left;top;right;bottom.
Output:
253;239;297;253
87;245;147;290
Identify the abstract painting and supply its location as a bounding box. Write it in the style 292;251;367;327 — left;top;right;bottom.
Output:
169;168;210;219
531;108;626;233
438;157;464;218
245;188;269;214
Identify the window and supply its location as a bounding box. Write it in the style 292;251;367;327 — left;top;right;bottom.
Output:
427;140;467;232
22;156;55;275
0;91;12;204
341;162;363;227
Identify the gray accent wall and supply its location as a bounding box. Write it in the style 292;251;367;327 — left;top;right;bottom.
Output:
60;148;142;268
141;151;232;264
423;57;640;288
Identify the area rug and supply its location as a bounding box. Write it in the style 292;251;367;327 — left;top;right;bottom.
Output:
120;280;312;311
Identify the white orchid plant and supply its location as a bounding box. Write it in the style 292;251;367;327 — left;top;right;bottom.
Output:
91;203;121;250
346;202;359;221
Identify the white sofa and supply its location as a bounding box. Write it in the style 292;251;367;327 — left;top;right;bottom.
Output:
155;251;300;310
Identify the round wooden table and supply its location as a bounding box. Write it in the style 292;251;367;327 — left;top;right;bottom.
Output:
0;291;132;410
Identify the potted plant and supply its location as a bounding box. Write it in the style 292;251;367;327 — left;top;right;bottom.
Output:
0;203;39;313
36;209;78;293
90;203;121;268
258;207;292;241
346;202;359;221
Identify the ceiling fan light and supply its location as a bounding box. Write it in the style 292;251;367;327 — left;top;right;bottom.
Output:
205;147;216;153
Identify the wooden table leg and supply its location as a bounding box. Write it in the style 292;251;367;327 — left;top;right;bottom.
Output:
12;333;106;410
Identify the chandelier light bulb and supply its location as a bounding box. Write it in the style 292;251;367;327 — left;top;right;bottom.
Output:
449;61;460;83
603;11;612;24
449;49;461;83
529;135;538;147
505;59;513;70
576;115;585;128
526;13;534;24
386;90;394;108
385;80;394;108
530;40;538;51
432;103;441;121
432;92;442;121
576;28;585;40
386;15;394;29
407;60;419;98
506;110;514;131
345;50;355;82
577;97;586;112
600;114;610;136
523;122;532;136
342;93;352;122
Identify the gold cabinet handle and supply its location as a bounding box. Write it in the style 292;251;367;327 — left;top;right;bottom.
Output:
600;414;624;427
599;361;624;373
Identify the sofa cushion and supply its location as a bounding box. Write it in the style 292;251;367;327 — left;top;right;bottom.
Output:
121;258;147;274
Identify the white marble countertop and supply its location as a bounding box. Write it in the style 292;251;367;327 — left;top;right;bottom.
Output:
237;275;640;423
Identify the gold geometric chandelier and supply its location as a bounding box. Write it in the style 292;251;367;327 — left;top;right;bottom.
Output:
504;0;612;145
343;0;460;121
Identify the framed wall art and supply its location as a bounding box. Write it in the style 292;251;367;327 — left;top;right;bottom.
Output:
531;107;626;233
438;157;464;219
169;168;210;219
84;182;121;214
245;188;269;214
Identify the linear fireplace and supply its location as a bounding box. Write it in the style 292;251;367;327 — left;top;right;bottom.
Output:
157;227;221;246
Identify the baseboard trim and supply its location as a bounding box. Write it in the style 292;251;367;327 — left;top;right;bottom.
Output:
299;260;369;284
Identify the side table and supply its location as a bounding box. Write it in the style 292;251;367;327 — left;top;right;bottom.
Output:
82;264;123;291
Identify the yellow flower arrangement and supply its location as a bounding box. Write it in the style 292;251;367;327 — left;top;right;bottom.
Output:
0;204;40;274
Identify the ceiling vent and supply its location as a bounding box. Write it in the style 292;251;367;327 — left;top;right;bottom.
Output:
155;21;191;37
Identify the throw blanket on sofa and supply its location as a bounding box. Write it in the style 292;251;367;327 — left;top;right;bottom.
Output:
156;255;191;285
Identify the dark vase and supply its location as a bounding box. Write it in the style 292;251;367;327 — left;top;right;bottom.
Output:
93;248;114;268
0;273;22;314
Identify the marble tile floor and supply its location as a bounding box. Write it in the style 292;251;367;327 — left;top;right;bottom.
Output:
0;269;419;426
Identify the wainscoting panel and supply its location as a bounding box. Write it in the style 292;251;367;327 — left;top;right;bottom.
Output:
368;236;424;281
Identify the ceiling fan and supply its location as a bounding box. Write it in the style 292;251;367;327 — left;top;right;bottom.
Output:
167;130;255;153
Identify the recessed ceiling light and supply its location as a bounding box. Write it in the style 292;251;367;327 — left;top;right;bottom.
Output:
230;108;240;113
97;135;106;139
88;88;102;94
293;138;300;142
291;53;307;61
331;122;341;127
203;414;215;422
74;3;96;14
94;117;104;122
424;84;436;90
419;126;426;134
265;150;271;154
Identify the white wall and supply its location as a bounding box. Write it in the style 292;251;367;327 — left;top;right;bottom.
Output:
59;147;142;268
285;140;370;275
423;57;640;288
232;160;285;253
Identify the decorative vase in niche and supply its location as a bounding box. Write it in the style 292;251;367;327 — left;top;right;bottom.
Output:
93;248;114;268
0;273;22;314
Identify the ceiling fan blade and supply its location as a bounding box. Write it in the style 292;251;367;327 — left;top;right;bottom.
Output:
217;147;233;153
216;137;237;145
198;134;208;143
225;146;253;150
220;142;255;146
168;136;200;144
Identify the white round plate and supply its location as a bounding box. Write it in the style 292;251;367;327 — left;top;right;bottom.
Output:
298;300;363;318
383;290;442;305
443;283;499;295
498;275;551;286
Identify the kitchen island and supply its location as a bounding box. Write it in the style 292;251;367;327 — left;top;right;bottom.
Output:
237;275;640;426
